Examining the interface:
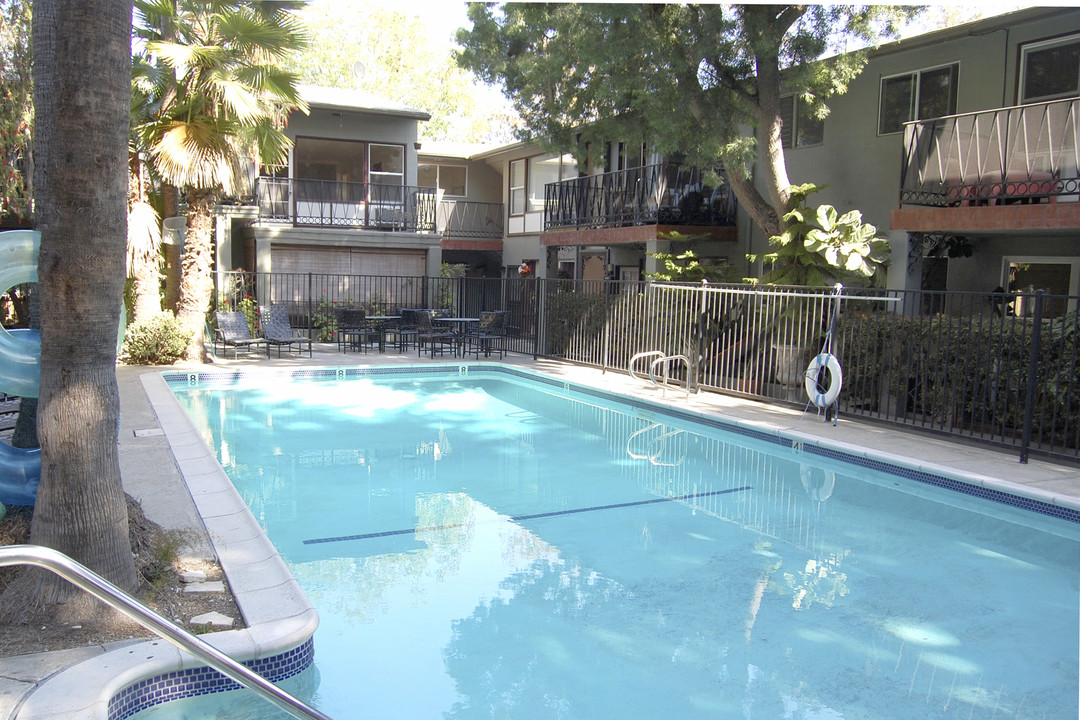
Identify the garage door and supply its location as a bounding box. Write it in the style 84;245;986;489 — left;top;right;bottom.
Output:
272;246;427;276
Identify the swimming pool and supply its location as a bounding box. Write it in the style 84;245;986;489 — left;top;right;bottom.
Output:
152;363;1079;719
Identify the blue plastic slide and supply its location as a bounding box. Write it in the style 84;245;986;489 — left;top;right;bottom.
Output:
0;231;41;505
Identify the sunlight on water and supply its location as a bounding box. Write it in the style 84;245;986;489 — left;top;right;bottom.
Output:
151;371;1080;720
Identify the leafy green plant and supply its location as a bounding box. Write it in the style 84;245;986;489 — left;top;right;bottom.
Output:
749;183;890;286
237;294;258;337
120;312;193;365
311;297;339;341
647;232;740;283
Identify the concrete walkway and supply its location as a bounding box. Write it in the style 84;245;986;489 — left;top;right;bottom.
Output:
0;343;1077;718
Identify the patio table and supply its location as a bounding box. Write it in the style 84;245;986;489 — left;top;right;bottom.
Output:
435;317;479;356
365;315;401;352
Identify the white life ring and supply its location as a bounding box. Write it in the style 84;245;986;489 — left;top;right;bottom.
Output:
804;353;842;408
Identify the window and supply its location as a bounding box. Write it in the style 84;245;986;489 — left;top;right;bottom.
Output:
418;163;467;197
780;95;824;148
509;159;525;215
528;156;562;212
1003;256;1080;318
510;154;576;215
1020;35;1080;103
368;144;404;186
878;63;959;135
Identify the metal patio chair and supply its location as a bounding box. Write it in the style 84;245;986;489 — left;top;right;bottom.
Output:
214;311;269;358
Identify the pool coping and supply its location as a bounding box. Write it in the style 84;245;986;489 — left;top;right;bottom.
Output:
11;371;319;720
8;354;1079;719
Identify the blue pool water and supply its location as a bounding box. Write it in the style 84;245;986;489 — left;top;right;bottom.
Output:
152;366;1079;720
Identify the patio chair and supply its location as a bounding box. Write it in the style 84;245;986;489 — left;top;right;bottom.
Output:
416;310;454;357
338;308;378;353
466;311;506;359
259;304;313;357
394;308;421;351
214;311;268;358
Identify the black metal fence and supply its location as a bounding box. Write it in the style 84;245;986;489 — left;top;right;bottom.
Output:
215;271;1080;463
544;163;738;230
255;178;437;232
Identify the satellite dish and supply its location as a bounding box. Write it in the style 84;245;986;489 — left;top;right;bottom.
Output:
352;61;366;83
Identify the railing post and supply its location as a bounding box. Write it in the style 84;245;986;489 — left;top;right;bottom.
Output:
1019;290;1044;463
307;272;314;340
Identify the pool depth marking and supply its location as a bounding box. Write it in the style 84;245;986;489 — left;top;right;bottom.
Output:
302;485;753;546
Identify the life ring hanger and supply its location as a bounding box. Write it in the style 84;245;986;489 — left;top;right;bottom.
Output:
804;352;842;408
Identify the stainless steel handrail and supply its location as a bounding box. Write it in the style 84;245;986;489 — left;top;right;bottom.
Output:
0;544;333;720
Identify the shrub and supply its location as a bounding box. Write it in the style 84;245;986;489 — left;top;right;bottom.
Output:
121;312;193;365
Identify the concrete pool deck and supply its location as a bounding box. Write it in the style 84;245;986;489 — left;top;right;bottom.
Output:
1;343;1078;719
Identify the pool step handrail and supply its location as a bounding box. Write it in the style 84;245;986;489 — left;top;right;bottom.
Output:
649;354;692;399
0;544;334;720
628;351;666;383
626;423;688;466
628;351;694;400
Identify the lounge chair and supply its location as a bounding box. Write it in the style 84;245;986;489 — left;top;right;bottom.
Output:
259;304;313;357
214;311;268;358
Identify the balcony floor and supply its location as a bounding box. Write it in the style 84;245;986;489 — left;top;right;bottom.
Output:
891;202;1080;235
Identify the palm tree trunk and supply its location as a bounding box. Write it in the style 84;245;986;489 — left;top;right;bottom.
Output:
161;182;181;312
1;0;138;617
176;187;218;362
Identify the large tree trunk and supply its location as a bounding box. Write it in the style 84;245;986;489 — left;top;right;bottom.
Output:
2;0;138;616
176;187;218;362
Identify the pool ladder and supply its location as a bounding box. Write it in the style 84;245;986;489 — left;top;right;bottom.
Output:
626;423;687;466
0;544;333;720
629;351;693;399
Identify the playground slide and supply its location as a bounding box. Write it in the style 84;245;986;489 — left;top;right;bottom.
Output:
0;231;41;506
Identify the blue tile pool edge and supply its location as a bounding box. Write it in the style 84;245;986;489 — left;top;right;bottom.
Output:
107;638;314;720
165;362;1080;526
15;371;321;720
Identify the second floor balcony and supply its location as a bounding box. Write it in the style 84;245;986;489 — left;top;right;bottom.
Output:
543;163;737;231
256;177;438;233
899;97;1080;208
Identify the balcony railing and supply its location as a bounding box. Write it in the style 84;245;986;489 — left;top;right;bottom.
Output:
544;163;737;230
438;200;503;239
255;177;437;232
900;97;1080;207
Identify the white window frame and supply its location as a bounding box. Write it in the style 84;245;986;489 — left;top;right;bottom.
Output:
368;143;404;186
1019;34;1080;104
1002;255;1080;316
878;62;959;136
509;158;526;216
418;163;468;198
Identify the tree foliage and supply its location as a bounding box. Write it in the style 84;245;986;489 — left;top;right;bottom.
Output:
132;0;309;360
285;1;516;143
0;0;32;223
457;4;917;236
749;183;890;286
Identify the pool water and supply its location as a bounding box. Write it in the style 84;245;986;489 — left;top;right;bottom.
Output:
160;369;1080;720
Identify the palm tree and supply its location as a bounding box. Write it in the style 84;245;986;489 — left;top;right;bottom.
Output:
0;0;139;618
132;0;307;360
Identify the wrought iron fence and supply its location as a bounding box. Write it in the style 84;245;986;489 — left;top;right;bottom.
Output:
255;177;437;232
544;163;737;230
900;97;1080;207
214;271;1080;463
